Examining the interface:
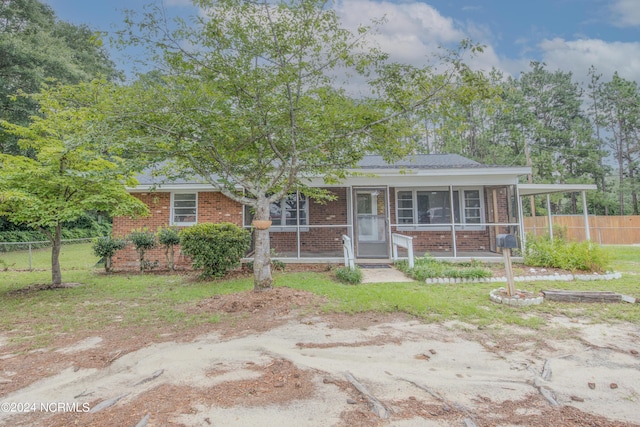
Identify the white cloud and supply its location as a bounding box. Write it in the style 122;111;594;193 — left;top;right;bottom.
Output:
610;0;640;27
335;0;467;65
538;37;640;83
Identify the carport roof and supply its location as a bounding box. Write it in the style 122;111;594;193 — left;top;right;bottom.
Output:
517;183;598;196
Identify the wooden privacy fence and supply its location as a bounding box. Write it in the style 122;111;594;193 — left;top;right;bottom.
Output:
523;215;640;245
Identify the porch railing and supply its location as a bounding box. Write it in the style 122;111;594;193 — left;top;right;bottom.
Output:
391;233;414;268
341;235;355;270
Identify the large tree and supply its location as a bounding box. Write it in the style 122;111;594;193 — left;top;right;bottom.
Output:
0;0;120;155
0;81;148;286
598;72;640;215
109;0;480;290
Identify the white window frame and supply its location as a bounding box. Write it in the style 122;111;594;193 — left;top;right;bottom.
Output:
171;192;198;226
244;192;309;232
395;187;485;231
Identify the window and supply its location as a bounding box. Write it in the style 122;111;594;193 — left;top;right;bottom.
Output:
244;193;308;230
396;188;484;229
397;191;414;224
463;190;482;224
172;193;197;226
416;190;460;224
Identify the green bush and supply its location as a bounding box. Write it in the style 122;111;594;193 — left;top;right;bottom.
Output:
524;235;610;272
157;227;181;271
335;266;362;284
128;229;158;273
179;222;251;278
92;236;128;273
396;255;493;281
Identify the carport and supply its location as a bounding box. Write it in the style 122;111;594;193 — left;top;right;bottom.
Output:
516;183;598;248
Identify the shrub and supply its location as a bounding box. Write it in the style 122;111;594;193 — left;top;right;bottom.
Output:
128;229;158;273
92;236;128;273
396;255;493;281
524;235;610;272
179;222;251;278
335;266;362;284
157;227;181;271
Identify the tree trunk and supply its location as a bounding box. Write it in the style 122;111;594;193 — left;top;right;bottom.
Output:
253;202;273;291
618;136;624;215
165;246;175;271
51;223;63;287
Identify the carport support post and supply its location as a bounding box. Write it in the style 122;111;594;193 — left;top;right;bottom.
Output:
503;249;516;297
546;194;553;241
515;185;526;252
582;191;591;241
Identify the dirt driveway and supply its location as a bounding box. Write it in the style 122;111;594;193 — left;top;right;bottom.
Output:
1;287;639;427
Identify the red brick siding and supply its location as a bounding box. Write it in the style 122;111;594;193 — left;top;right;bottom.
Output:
112;185;513;269
388;187;511;254
269;188;349;256
112;191;243;270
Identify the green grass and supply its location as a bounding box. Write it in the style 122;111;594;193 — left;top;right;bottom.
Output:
606;245;640;273
0;242;100;271
0;243;639;351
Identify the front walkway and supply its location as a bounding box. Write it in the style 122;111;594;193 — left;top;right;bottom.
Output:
359;266;415;283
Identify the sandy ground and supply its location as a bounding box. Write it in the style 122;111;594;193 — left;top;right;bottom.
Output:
1;288;639;427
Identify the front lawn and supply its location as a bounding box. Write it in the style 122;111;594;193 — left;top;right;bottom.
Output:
0;244;638;351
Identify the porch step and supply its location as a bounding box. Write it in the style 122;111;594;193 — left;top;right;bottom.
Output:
358;264;392;269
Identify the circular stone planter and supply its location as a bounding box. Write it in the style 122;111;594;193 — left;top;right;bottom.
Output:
490;288;544;306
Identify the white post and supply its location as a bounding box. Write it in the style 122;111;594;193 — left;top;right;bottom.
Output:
582;190;591;241
342;235;355;270
392;239;398;261
449;185;457;257
546;194;553;241
407;241;415;269
515;185;526;252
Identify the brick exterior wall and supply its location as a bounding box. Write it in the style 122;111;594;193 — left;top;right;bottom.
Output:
388;186;511;254
112;191;243;270
269;188;349;257
112;185;513;270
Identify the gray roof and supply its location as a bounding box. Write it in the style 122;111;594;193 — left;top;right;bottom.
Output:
356;154;483;169
135;164;210;186
134;154;502;187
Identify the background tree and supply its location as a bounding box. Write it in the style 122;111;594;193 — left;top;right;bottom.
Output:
0;81;148;286
0;0;120;155
599;72;640;215
585;67;613;215
110;0;481;291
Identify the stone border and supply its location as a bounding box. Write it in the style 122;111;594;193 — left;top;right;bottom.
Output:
424;272;622;285
489;288;544;306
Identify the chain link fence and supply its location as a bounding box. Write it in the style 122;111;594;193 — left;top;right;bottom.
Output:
0;238;100;271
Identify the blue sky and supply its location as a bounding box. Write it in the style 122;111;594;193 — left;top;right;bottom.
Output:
44;0;640;84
